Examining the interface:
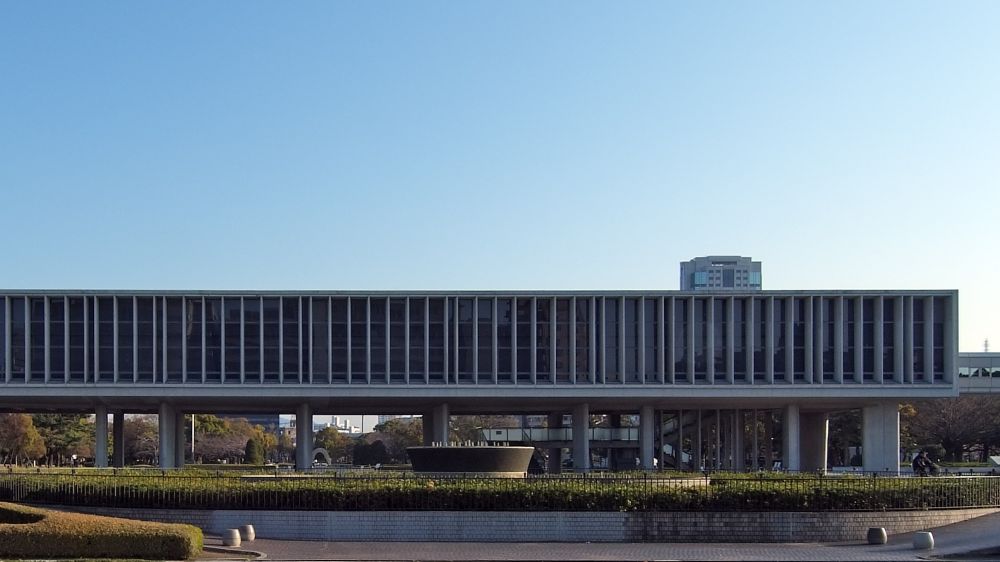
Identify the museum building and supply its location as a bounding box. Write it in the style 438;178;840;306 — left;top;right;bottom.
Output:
0;290;958;472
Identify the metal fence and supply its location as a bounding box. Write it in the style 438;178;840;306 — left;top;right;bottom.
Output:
2;471;1000;512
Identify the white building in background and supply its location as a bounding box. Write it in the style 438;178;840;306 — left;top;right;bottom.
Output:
0;289;958;474
681;256;762;291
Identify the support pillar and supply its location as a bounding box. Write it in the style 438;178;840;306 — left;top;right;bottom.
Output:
174;410;186;468
546;413;563;474
430;403;449;445
158;402;176;469
639;405;655;470
800;412;829;473
94;405;108;468
572;403;590;472
295;403;314;470
863;402;900;474
112;411;125;468
783;404;800;472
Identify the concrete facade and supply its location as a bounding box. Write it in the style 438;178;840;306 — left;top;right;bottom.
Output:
0;290;959;471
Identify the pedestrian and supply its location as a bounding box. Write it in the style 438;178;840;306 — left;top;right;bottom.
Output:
912;451;933;476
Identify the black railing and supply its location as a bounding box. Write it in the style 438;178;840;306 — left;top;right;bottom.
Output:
2;471;999;512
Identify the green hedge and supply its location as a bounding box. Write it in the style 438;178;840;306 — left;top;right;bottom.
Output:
0;502;203;560
4;472;1000;512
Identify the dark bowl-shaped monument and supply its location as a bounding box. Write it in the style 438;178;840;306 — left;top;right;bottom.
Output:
407;445;534;477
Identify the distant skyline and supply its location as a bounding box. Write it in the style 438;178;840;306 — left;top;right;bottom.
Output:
1;2;996;351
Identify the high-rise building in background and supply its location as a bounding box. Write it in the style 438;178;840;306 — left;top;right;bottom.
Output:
680;256;762;291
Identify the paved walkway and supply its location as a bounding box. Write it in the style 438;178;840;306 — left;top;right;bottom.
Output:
202;512;1000;561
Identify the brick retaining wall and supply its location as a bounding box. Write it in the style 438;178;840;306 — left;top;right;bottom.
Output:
56;506;999;543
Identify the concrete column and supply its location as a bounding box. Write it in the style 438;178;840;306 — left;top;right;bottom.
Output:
783;404;800;472
174;410;186;468
639;405;655;470
863;402;900;474
572;403;590;472
158;402;176;469
295;403;314;470
799;412;829;473
547;413;563;474
431;403;449;444
112;411;125;468
94;405;108;468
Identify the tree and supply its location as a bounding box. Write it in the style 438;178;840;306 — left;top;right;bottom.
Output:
244;437;265;465
276;431;295;463
450;415;520;443
191;415;261;464
827;410;861;467
371;418;423;464
32;414;94;466
0;414;46;464
123;415;159;465
353;439;388;466
905;396;996;462
315;427;353;464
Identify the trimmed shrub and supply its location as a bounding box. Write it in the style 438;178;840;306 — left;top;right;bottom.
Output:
0;502;202;560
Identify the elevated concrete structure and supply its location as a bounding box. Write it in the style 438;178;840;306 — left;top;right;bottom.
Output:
0;290;958;471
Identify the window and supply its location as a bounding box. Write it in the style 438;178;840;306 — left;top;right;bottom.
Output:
184;298;201;383
477;298;494;382
332;298;348;383
407;298;425;383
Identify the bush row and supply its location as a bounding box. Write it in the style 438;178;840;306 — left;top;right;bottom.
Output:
0;502;203;560
4;473;1000;512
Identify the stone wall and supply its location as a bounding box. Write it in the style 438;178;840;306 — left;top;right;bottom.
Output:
55;506;998;543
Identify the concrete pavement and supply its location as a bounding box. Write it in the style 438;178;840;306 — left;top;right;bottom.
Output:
201;511;1000;561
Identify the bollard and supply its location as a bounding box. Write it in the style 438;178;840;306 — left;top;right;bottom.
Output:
913;531;934;550
866;527;887;545
239;524;256;542
222;529;241;547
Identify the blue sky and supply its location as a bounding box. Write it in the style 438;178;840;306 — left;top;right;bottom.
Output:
1;2;997;351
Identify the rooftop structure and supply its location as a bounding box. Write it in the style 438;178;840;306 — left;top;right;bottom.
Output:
681;256;762;291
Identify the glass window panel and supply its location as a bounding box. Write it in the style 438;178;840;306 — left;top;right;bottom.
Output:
164;297;183;383
205;298;222;382
674;299;688;381
223;298;242;382
604;298;620;382
713;299;726;382
312;298;330;384
497;299;513;383
117;297;134;381
350;298;368;383
535;299;551;383
135;297;159;383
331;298;348;383
370;298;387;382
574;298;590;383
49;298;65;379
243;298;260;382
184;298;202;382
282;297;301;383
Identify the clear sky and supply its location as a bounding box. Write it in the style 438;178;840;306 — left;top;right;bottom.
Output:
1;2;997;352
